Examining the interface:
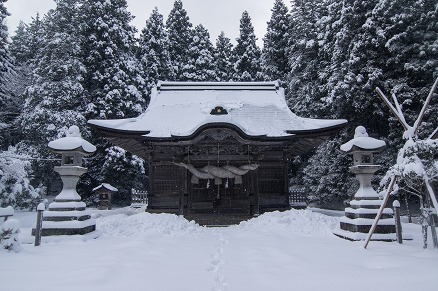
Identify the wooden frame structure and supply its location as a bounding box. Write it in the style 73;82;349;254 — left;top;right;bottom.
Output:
365;77;438;248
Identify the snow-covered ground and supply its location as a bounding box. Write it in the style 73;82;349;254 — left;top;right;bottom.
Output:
1;208;438;291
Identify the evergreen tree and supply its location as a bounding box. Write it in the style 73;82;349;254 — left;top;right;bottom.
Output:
99;146;147;204
0;0;15;148
81;0;145;119
0;1;42;208
292;0;437;205
9;21;27;65
138;7;174;98
10;14;45;66
80;0;148;203
302;137;356;204
182;24;217;81
0;0;12;97
294;0;388;205
233;11;262;81
8;22;31;102
261;0;290;84
377;0;438;139
16;0;87;192
165;0;193;80
287;0;328;118
9;15;45;115
0;147;41;209
214;32;234;81
325;0;383;122
20;0;87;149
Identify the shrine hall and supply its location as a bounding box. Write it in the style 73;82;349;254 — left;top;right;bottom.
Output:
89;81;347;225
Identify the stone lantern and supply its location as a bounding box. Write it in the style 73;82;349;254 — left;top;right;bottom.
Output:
33;126;98;237
334;126;396;241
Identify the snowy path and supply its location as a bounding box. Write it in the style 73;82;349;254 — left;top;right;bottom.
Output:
207;231;228;291
1;209;438;291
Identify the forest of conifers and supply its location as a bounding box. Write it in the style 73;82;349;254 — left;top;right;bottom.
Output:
0;0;436;208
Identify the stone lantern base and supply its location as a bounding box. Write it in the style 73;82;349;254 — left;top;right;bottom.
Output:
334;198;396;241
32;166;96;237
32;199;96;236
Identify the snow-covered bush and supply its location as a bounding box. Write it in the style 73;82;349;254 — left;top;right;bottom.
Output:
0;147;41;209
380;138;438;197
0;218;22;252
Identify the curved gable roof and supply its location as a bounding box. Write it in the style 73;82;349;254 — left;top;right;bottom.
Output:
89;81;347;139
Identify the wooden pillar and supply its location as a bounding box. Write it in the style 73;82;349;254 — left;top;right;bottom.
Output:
284;158;289;198
179;189;184;216
148;157;154;200
186;170;192;213
254;168;260;216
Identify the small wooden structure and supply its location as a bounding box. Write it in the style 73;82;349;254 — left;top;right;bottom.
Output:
89;82;347;225
93;183;118;210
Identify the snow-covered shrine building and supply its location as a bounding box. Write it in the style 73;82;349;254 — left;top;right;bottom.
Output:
89;81;347;224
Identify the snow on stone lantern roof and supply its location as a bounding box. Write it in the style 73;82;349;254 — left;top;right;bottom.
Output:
48;125;96;154
88;81;347;139
92;183;118;192
340;126;386;153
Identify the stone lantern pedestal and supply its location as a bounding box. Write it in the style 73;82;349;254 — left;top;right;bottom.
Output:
32;126;97;237
334;126;396;241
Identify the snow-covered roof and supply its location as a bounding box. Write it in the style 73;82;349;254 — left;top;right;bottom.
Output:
48;126;96;154
88;81;347;139
92;183;118;192
340;126;386;152
0;206;14;216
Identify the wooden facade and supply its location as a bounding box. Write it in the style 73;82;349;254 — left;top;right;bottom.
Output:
89;82;347;224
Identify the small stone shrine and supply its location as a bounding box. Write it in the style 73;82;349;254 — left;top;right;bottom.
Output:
334;126;396;241
93;183;118;210
33;126;97;236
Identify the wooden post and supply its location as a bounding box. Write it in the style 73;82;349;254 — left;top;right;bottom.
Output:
364;175;397;249
34;203;45;247
254;168;260;216
179;189;184;216
393;200;403;244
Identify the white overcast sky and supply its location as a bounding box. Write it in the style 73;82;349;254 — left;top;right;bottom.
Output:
5;0;288;47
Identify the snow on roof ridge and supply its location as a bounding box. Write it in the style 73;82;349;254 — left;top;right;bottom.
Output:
92;183;118;192
157;80;280;90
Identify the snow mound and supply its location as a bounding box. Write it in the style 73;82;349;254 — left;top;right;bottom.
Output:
97;212;203;237
235;209;339;237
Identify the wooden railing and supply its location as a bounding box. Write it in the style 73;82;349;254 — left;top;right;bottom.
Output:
131;189;148;208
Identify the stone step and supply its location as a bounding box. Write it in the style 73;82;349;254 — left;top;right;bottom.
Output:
184;213;253;226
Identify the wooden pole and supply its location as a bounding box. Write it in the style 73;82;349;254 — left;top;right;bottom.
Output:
424;183;438;249
364;176;397;249
393;200;403;244
375;87;409;131
413;76;438;136
34;203;45;247
424;177;438;219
